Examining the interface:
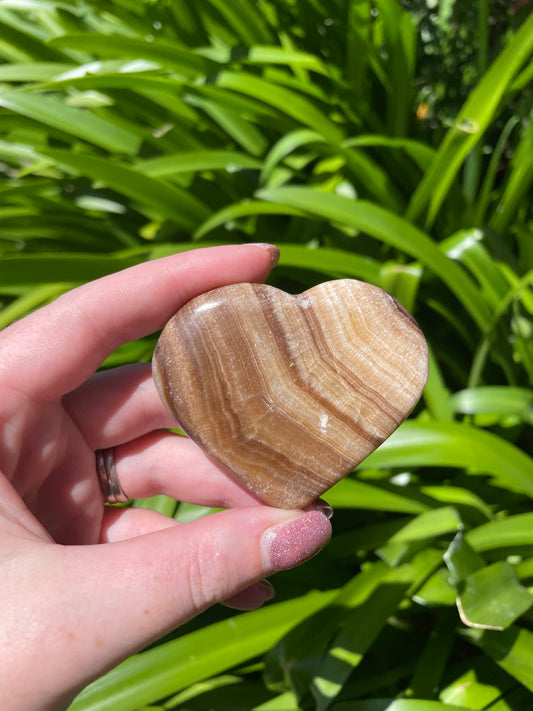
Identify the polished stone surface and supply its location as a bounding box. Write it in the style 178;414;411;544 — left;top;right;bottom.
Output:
153;280;428;509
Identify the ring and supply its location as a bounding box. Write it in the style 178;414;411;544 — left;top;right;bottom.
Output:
95;448;129;504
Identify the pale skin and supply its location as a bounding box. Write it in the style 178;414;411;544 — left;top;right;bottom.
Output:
0;244;331;711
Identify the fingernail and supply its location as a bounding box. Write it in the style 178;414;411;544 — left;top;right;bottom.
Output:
306;498;334;520
258;579;276;602
223;579;276;611
243;242;280;268
262;511;331;571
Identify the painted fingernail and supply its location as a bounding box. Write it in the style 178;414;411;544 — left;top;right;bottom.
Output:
243;242;280;267
306;498;334;520
258;579;276;602
262;511;331;571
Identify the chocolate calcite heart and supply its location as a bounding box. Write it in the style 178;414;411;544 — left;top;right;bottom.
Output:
152;280;428;509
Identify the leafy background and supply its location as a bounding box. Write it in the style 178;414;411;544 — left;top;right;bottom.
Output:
1;0;533;709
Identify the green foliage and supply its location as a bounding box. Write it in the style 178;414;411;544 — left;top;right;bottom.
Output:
1;0;533;708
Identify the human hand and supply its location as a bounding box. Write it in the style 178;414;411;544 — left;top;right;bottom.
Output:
0;244;331;711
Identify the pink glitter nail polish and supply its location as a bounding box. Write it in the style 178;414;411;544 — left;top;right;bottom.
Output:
263;511;331;571
306;498;334;520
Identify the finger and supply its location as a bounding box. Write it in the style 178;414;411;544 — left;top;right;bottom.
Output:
114;431;264;509
305;498;334;520
17;508;330;707
101;509;280;621
63;363;176;449
0;244;279;403
100;504;276;612
100;505;181;543
223;580;276;611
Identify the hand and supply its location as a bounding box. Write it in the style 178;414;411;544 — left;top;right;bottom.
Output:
0;245;331;711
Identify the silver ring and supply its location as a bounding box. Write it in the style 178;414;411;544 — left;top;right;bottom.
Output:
95;448;129;504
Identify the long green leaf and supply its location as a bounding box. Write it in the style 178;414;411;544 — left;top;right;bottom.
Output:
406;12;533;229
332;701;470;711
257;187;491;330
467;513;533;552
0;87;140;154
200;0;273;45
49;34;218;77
215;72;344;144
0;61;74;80
135;151;262;177
41;150;210;229
0;253;143;286
451;387;533;424
365;421;533;499
465;626;533;692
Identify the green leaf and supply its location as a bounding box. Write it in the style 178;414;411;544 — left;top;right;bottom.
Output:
444;534;485;587
332;696;470;710
490;113;533;234
456;561;533;630
194;200;305;239
277;245;382;283
375;0;417;137
0;87;140;154
215;72;344;144
331;507;462;556
467;513;533;552
199;0;273;45
41;150;210;229
465;626;533;692
135;151;262;177
326;477;429;515
266;563;391;705
257;187;491;331
364;421;533;499
0;253;143;286
260;129;326;186
408;610;457;699
406;12;533;229
185;90;269;156
0;61;74;81
445;535;533;630
441;229;509;309
49;34;218;77
132;495;178;517
450;386;533;425
439;655;516;709
243;46;331;75
311;565;416;711
0;284;65;328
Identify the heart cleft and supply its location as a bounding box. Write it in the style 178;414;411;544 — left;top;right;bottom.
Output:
152;280;428;509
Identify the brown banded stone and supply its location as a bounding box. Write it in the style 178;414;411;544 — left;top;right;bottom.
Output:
152;280;428;509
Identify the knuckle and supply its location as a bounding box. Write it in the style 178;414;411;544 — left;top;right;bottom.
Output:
180;534;231;613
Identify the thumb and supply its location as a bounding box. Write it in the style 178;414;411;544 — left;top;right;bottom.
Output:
12;507;330;709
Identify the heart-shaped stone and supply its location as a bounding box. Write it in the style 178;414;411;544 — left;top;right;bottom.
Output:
152;280;428;509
